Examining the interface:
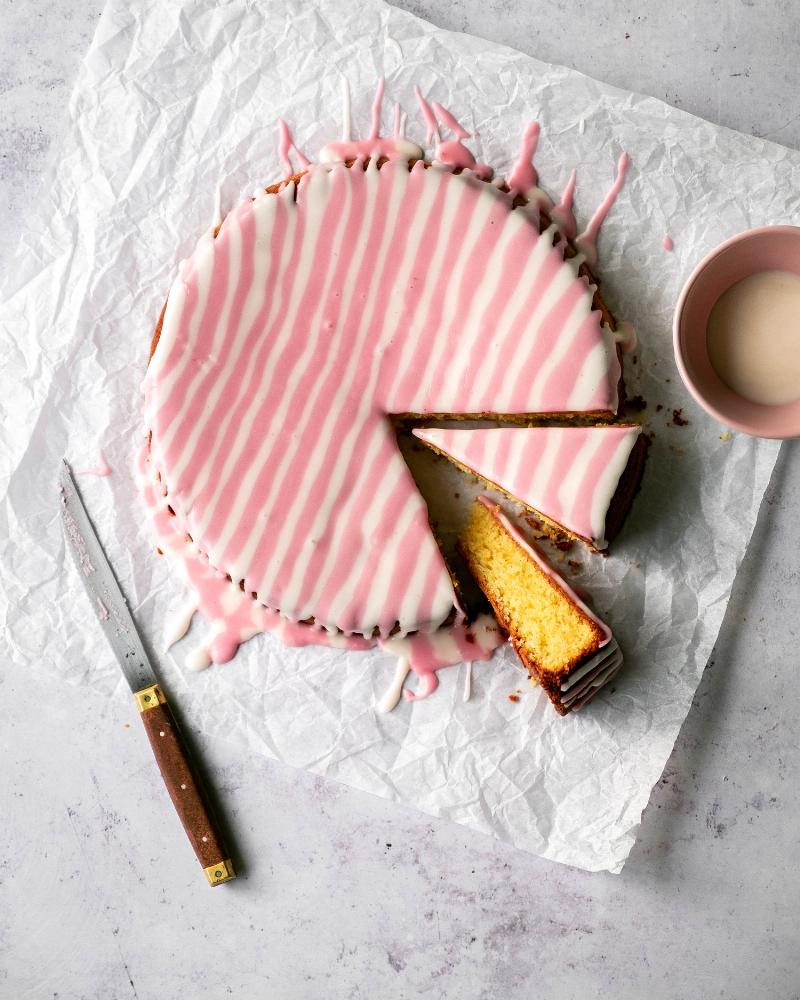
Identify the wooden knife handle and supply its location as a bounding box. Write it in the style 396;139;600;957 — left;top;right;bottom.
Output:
135;684;236;886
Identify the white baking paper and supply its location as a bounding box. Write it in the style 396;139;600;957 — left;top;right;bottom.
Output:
0;0;787;873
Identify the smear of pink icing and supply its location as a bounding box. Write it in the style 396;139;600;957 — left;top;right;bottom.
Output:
74;449;112;477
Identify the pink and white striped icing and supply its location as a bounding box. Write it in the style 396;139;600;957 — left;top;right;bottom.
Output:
416;425;641;549
137;443;505;689
140;82;632;698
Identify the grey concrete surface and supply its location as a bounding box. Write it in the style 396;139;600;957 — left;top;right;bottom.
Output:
2;1;799;997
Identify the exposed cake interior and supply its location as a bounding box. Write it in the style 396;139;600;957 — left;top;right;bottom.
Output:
461;497;607;676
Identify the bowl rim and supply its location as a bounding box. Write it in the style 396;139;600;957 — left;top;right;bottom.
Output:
672;224;800;439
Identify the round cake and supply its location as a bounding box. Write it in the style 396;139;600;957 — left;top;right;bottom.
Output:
139;84;633;696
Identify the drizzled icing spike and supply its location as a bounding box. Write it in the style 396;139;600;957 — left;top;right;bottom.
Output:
414;88;492;180
414;86;439;143
507;121;541;196
369;76;385;139
278;119;310;178
341;77;352;141
550;168;578;241
576;151;630;268
414;425;642;550
431;100;471;139
321;81;423;163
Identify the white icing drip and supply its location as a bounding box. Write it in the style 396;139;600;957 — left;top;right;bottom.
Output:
463;661;472;702
376;657;410;713
164;601;198;650
341;77;351;141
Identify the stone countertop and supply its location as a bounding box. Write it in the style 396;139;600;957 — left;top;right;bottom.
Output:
2;2;799;997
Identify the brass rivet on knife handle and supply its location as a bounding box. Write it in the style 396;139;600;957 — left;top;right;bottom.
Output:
135;683;166;712
205;859;236;886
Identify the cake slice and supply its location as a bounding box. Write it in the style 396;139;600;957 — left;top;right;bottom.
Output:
414;424;645;551
460;497;622;715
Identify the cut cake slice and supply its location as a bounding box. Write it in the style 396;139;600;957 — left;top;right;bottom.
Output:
460;496;622;715
414;424;644;551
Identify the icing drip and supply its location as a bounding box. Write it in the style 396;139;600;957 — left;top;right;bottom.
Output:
662;235;674;252
341;77;352;141
74;449;112;477
414;88;492;180
369;76;385;139
463;661;472;702
576;151;630;268
508;122;539;194
414;425;642;549
376;657;411;713
321;78;423;163
278;119;310;178
614;320;637;354
165;600;198;650
507;122;552;212
550;168;578;241
378;614;503;703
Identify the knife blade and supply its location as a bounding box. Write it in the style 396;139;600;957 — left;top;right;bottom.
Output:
59;459;236;886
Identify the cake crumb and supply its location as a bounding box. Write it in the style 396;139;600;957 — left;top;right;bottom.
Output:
720;431;732;442
624;31;631;38
655;404;663;412
123;722;130;728
672;408;689;426
626;394;647;411
508;693;520;703
568;559;581;572
670;446;685;455
454;491;460;498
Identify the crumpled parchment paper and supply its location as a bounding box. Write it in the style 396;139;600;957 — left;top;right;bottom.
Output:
1;0;788;873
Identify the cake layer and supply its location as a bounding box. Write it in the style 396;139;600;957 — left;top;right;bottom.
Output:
144;157;622;637
461;497;619;715
414;424;643;550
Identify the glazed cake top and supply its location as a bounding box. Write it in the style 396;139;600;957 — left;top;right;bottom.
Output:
143;96;625;640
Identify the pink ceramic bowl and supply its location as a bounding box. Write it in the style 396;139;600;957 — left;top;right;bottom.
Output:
673;225;800;438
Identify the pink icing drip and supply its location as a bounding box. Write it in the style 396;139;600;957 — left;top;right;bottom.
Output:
74;449;112;478
507;122;541;196
431;100;471;139
550;168;578;241
278;119;310;178
576;151;630;268
662;235;674;252
414;89;492;180
414;86;439;143
378;617;503;703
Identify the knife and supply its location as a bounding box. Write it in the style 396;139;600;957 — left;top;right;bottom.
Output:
59;459;236;886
